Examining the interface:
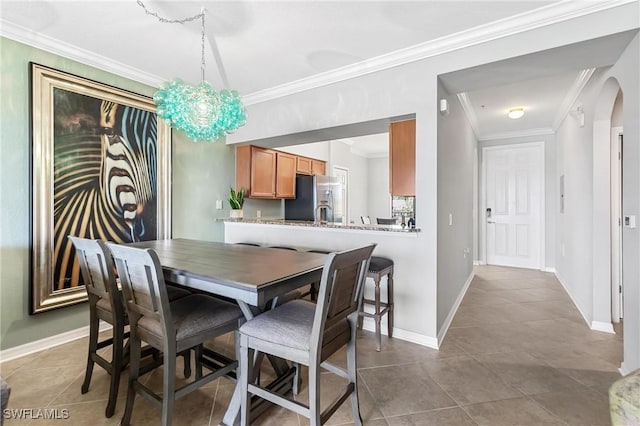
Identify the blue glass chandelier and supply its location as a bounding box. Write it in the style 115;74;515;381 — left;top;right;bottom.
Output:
138;1;246;142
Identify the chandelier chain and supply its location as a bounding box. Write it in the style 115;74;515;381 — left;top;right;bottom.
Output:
137;0;206;82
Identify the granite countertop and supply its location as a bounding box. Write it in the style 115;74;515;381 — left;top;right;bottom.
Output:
220;218;421;233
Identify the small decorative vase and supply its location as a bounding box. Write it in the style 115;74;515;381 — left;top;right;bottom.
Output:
230;209;243;219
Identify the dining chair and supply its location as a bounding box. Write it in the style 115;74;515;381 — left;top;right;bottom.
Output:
238;243;376;426
107;243;245;426
69;237;192;418
376;217;397;225
360;216;371;225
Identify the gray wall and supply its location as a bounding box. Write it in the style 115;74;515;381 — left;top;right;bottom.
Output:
436;82;476;331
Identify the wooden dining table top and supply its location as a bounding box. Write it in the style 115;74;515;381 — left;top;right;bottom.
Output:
129;238;326;306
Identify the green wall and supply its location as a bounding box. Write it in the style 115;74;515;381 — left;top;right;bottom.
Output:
0;37;281;351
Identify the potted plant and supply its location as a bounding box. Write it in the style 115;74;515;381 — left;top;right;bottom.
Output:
229;187;245;219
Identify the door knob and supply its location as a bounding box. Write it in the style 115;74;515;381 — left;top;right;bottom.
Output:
487;220;495;224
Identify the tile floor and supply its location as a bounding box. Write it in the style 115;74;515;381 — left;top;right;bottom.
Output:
1;266;623;425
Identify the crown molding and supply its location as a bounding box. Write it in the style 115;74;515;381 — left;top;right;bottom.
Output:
1;0;632;105
480;128;555;142
243;0;635;105
457;92;481;140
0;19;165;88
552;68;597;130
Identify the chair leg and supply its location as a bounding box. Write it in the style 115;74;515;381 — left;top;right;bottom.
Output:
374;277;382;352
387;270;394;338
121;331;141;426
162;347;176;426
183;350;192;379
347;319;363;426
81;309;99;394
195;346;203;380
106;324;124;418
292;362;301;396
239;335;253;426
309;362;321;426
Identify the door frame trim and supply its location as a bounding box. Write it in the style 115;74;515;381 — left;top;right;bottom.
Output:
480;141;545;270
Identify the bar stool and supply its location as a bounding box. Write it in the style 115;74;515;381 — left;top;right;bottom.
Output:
358;256;394;351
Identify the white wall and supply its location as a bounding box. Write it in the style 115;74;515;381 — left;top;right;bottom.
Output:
329;141;369;223
367;156;391;221
553;34;640;373
278;141;330;161
436;82;476;332
227;6;639;356
478;133;556;270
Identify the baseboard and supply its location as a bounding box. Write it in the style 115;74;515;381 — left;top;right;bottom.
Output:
591;321;615;334
473;260;486;266
360;321;439;350
619;362;637;376
543;267;556;273
0;322;112;363
437;271;475;345
554;271;616;334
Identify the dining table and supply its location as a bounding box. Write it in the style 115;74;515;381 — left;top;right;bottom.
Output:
129;238;327;425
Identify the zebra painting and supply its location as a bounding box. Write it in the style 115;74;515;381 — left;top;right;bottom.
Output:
52;88;159;291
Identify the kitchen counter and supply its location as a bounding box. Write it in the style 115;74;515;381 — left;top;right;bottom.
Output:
219;218;420;233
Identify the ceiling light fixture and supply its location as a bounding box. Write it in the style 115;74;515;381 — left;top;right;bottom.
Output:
138;1;246;142
508;108;525;119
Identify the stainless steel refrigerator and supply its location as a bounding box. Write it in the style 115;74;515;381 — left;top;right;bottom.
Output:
284;175;343;223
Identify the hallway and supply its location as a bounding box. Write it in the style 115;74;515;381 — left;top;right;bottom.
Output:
0;266;623;425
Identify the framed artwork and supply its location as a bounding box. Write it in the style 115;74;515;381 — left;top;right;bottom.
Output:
30;63;171;314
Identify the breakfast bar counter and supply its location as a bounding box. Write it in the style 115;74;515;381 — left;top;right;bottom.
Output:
220;218;420;233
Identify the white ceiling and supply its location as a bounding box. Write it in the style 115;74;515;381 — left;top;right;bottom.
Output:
1;1;636;141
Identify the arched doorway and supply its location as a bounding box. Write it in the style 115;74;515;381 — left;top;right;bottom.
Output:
591;78;623;338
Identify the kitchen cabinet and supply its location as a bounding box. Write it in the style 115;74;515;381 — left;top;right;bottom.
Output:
276;152;296;198
235;145;296;199
296;156;313;175
389;119;416;196
297;156;325;176
312;159;326;176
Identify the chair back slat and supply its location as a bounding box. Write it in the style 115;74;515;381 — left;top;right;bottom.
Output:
68;236;120;309
107;243;173;337
312;244;376;359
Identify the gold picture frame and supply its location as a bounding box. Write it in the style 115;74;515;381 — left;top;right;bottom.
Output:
30;63;171;314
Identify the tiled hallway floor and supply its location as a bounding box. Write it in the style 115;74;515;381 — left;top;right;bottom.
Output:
1;266;623;425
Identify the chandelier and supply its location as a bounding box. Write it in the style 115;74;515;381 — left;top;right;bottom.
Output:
138;1;246;142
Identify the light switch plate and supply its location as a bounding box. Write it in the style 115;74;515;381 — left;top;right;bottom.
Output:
624;215;636;228
215;200;223;210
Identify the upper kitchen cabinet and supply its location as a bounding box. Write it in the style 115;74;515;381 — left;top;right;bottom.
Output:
296;156;326;176
311;159;326;176
389;119;416;196
276;152;296;198
236;145;296;199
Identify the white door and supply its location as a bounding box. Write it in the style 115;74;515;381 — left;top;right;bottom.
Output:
485;144;542;269
333;166;349;225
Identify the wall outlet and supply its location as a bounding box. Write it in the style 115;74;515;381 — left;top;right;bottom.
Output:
215;200;223;210
463;247;470;259
257;210;261;218
449;213;453;226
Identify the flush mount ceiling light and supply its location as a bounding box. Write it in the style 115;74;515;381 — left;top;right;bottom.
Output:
508;108;525;119
138;1;246;142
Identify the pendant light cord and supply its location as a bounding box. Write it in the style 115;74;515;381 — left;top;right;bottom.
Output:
137;1;206;82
